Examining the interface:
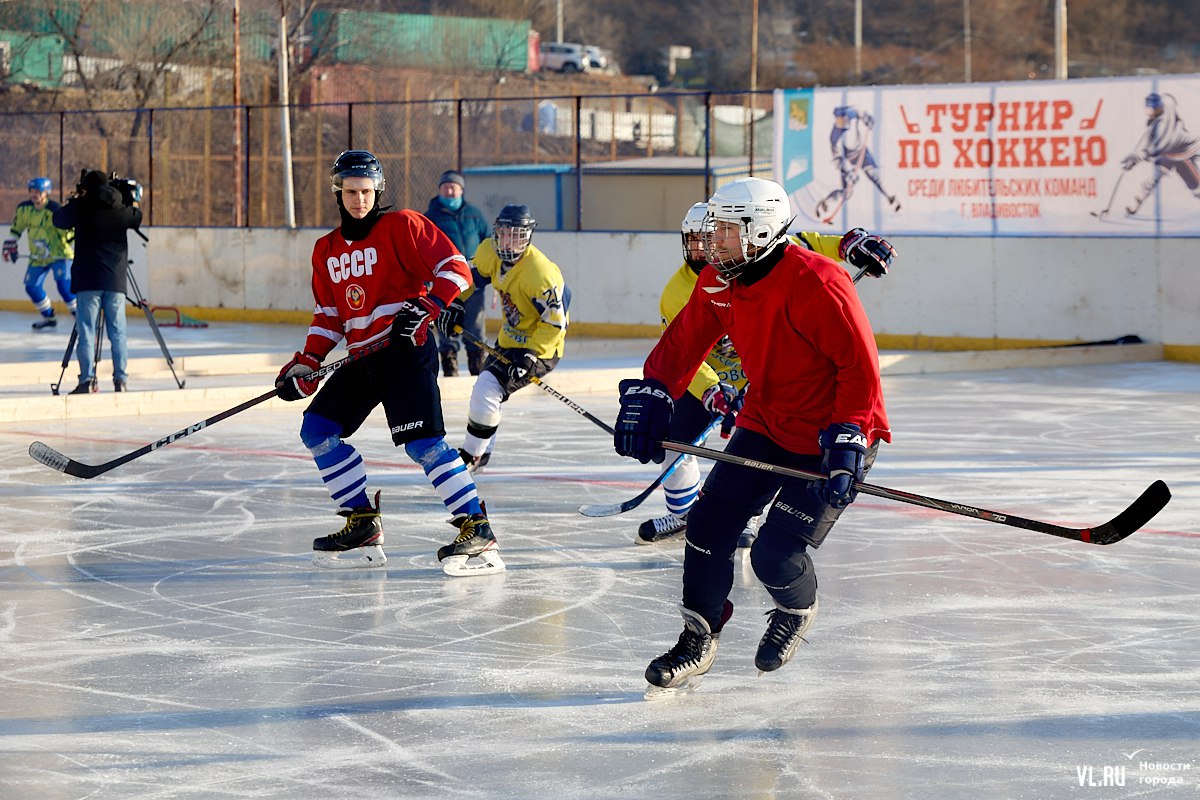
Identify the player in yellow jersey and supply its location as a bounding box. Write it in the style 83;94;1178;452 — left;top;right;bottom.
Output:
457;204;569;470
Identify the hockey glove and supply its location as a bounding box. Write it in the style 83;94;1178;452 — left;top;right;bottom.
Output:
614;378;674;464
2;239;17;263
839;228;895;278
814;422;869;508
1121;154;1139;171
391;295;444;347
701;380;743;439
506;349;539;383
275;351;322;402
436;298;466;336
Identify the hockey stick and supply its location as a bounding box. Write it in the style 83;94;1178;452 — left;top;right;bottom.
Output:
456;329;616;435
28;339;389;479
579;412;725;517
661;440;1170;546
1091;169;1127;220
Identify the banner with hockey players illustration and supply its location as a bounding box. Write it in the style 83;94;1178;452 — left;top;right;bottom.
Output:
774;74;1200;236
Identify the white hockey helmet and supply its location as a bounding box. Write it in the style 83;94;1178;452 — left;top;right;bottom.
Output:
703;177;794;281
680;202;709;271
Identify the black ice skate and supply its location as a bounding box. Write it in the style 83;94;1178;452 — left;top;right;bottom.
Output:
311;490;386;569
635;512;687;545
32;316;57;331
644;601;733;700
754;597;819;673
437;512;504;576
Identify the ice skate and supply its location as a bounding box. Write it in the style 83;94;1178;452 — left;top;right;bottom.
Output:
755;597;819;673
457;448;491;473
312;490;387;569
736;515;760;549
643;601;732;700
32;316;57;331
438;512;504;576
635;512;687;545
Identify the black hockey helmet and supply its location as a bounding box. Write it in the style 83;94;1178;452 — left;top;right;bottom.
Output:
330;150;385;193
494;204;536;262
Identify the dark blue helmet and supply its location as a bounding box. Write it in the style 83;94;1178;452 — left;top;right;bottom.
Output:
833;106;858;120
28;177;51;193
330;150;384;193
1145;93;1163;111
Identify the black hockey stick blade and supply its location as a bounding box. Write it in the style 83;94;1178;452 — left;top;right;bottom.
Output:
661;441;1171;546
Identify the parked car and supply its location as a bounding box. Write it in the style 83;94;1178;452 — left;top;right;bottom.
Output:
539;42;590;73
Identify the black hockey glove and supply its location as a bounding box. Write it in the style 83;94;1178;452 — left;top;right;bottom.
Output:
506;349;539;383
275;351;322;402
813;422;869;508
436;298;466;336
838;227;895;278
614;378;674;464
391;295;444;347
2;239;17;263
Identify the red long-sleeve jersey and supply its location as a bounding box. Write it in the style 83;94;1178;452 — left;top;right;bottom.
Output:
644;243;891;456
302;210;471;359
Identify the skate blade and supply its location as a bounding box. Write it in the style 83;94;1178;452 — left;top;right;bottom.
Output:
312;545;387;569
643;676;702;701
441;549;506;577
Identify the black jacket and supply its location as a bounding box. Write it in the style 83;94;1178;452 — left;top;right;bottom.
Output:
53;183;142;294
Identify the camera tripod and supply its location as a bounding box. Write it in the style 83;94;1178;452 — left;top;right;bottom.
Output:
51;239;186;394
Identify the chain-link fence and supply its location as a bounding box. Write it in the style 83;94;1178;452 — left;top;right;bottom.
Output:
0;89;775;230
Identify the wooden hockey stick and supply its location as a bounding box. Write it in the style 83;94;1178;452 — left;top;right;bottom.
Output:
29;339;389;479
662;440;1170;546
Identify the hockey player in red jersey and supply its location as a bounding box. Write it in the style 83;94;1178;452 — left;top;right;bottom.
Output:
275;150;502;576
613;176;890;697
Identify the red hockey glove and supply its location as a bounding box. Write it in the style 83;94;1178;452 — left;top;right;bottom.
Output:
391;296;444;347
275;351;322;402
701;381;743;438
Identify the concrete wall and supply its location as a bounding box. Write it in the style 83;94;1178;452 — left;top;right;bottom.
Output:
2;226;1196;354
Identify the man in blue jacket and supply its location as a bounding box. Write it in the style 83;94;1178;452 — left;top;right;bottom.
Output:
425;170;490;376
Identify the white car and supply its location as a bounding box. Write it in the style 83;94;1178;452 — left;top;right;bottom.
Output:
539;42;590;73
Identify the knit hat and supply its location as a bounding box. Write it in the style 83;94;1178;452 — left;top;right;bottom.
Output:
438;170;465;189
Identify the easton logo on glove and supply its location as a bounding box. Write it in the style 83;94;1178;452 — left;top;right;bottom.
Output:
623;384;672;402
833;431;869;448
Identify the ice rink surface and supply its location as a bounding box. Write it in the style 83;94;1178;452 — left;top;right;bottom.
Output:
1;356;1198;799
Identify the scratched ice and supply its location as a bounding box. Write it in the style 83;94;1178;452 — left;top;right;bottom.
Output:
2;360;1198;799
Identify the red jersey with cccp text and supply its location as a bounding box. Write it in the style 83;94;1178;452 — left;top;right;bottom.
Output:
303;209;472;360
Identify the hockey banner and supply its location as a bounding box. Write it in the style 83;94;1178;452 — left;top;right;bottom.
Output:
774;74;1200;236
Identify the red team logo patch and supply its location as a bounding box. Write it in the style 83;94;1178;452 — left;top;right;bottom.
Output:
346;284;366;310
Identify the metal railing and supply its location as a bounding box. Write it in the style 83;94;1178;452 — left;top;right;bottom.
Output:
0;89;775;230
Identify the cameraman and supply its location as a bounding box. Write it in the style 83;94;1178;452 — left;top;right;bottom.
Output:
52;169;142;394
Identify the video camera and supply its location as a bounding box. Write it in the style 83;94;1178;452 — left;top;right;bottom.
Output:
75;169;142;207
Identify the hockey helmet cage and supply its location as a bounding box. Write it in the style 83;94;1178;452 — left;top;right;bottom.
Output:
494;204;536;262
28;177;52;194
680;202;709;271
330;150;385;193
703;177;794;281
